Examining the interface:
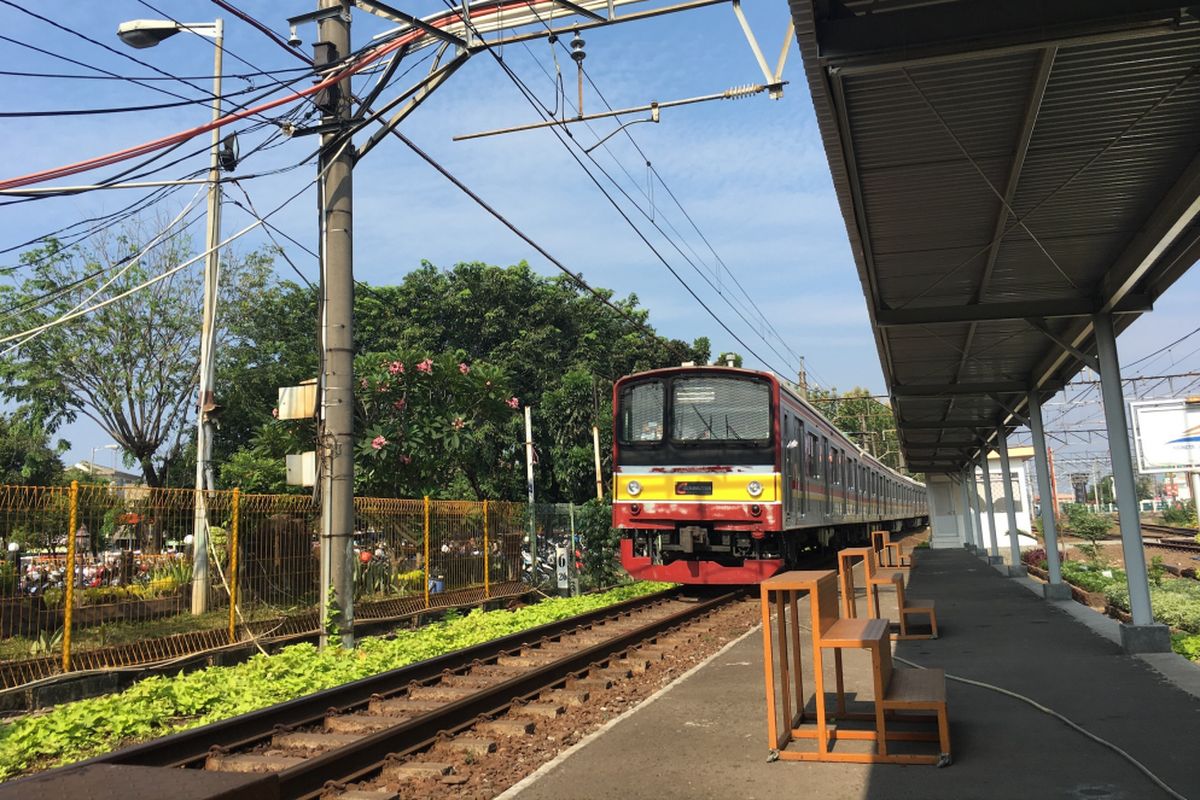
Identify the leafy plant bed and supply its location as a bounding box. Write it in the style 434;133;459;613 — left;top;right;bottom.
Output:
1022;550;1200;662
0;581;671;780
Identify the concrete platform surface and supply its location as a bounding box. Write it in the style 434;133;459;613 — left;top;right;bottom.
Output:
510;550;1200;800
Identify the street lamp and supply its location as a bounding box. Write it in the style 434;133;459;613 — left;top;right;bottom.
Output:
119;18;224;615
90;444;120;479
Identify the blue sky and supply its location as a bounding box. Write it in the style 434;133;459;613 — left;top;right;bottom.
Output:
2;2;1199;478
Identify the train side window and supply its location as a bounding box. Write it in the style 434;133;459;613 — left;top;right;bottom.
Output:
807;432;820;480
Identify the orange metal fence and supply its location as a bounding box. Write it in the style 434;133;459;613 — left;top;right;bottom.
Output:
0;484;603;687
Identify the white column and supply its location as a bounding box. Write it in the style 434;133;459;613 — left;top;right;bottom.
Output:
995;425;1022;573
959;471;974;547
968;464;985;551
1093;313;1166;651
1028;391;1067;596
981;451;1000;559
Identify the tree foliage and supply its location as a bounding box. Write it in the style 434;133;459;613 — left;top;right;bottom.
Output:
0;225;273;486
807;386;909;474
0;412;66;486
355;351;519;499
218;261;709;501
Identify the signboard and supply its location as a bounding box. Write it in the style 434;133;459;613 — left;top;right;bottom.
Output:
555;545;569;590
1131;398;1200;474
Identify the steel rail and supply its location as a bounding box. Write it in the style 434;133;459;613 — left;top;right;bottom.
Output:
280;589;742;799
71;587;683;770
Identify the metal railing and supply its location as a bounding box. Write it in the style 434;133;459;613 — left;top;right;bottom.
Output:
0;483;618;688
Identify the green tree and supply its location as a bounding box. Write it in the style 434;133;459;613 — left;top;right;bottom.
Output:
218;262;709;501
808;386;910;474
355;351;519;498
0;412;66;486
0;224;273;486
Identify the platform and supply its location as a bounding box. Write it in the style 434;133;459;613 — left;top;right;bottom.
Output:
508;549;1200;800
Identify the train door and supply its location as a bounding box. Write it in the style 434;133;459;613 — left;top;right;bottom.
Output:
839;451;848;515
822;437;831;517
782;413;799;525
806;430;819;517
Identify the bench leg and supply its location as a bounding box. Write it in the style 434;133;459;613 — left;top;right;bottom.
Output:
936;703;951;767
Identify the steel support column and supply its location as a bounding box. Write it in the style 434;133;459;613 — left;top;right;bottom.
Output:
980;451;1000;561
1092;313;1170;651
1028;391;1070;598
995;424;1025;575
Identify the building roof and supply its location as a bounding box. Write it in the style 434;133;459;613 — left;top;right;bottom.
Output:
789;0;1200;474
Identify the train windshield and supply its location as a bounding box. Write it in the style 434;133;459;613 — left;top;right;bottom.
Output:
671;376;771;444
618;380;665;442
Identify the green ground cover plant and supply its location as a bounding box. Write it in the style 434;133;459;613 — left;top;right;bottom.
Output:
0;581;671;779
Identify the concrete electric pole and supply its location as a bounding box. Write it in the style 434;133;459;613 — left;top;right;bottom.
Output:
317;0;355;648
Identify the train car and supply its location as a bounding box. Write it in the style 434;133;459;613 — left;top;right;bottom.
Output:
613;365;927;584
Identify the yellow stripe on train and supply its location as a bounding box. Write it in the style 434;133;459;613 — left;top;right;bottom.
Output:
614;472;780;502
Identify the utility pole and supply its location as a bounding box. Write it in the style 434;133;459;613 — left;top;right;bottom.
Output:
525;405;537;584
317;0;355;648
192;19;224;616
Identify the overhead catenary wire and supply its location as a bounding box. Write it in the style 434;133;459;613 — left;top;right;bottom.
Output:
512;7;814;385
444;1;793;379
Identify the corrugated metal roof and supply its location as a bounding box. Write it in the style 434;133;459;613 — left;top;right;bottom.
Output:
789;0;1200;473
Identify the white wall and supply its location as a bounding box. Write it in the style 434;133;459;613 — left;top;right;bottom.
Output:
927;474;966;549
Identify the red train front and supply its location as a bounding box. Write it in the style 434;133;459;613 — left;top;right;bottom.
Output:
613;365;926;585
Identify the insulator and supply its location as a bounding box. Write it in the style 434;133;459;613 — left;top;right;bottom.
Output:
724;83;762;100
570;31;586;62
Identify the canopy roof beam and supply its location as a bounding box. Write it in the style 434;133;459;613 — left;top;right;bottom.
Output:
875;296;1152;327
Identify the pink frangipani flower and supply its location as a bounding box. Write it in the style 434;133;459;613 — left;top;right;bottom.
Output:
458;362;470;374
416;358;433;373
388;361;404;375
371;435;388;450
507;396;520;409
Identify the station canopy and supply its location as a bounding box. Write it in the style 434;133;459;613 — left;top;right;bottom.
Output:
788;0;1200;474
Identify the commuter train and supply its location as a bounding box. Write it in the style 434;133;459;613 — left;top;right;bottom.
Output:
613;365;927;584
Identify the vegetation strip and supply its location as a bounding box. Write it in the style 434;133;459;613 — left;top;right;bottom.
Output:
0;581;671;780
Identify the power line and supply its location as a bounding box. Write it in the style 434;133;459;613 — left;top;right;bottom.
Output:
446;2;791;378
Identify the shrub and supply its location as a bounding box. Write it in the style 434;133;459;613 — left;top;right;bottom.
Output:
1162;501;1197;528
1174;632;1200;662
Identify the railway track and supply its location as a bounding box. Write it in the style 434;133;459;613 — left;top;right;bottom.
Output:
41;586;745;799
1141;523;1200;556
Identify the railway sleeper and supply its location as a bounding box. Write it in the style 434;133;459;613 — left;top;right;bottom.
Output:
407;684;478;701
543;688;590;706
384;761;455;781
324;714;400;734
271;731;361;752
206;752;306;773
368;696;442;715
513;701;565;719
338;790;399;800
476;717;536;736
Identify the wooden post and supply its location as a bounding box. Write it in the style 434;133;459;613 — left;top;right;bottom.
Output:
228;488;240;645
423;496;431;609
62;481;79;673
483;499;490;599
592;425;604;501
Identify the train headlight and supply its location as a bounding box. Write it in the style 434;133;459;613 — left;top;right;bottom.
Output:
747;480;764;498
626;480;642;497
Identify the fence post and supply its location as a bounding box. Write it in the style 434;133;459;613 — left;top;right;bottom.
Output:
62;480;79;673
483;499;490;600
423;496;431;609
228;488;240;645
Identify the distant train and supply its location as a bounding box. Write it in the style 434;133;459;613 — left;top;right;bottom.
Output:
612;365;927;584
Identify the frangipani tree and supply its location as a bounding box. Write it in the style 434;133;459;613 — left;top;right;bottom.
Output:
355;351;520;499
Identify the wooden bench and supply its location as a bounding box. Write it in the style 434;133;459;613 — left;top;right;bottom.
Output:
839;546;938;640
760;570;951;765
872;529;912;569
